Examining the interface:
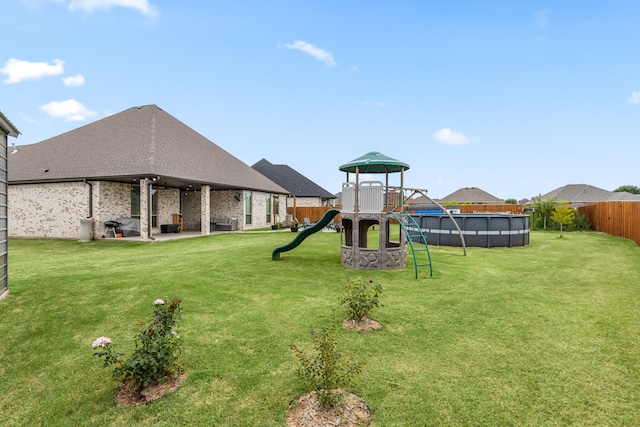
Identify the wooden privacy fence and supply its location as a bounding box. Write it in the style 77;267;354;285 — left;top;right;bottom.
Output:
287;204;524;223
287;206;342;223
459;204;524;214
577;202;640;247
288;203;640;246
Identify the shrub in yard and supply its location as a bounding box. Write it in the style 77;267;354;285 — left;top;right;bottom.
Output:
290;327;366;408
93;298;183;389
339;277;383;322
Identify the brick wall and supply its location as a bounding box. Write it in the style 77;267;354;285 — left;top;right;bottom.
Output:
286;196;324;207
9;182;89;239
9;181;286;238
158;188;181;227
181;191;201;231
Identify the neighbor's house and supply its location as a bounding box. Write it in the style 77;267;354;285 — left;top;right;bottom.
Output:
438;187;504;204
8;105;288;240
539;184;640;204
251;159;336;212
1;110;19;297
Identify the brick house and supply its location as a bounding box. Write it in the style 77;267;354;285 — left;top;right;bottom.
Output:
8;105;288;240
251;159;336;210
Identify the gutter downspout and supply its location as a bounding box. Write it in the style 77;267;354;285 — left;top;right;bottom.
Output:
148;180;155;240
84;180;93;218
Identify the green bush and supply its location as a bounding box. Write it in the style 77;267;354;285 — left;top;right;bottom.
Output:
93;298;183;389
547;211;592;232
339;277;383;321
290;327;366;408
566;211;592;231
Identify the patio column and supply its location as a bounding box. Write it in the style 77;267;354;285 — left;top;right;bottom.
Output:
201;184;211;235
140;178;151;241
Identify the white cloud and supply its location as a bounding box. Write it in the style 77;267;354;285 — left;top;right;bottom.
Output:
433;128;474;146
40;99;96;121
0;58;64;84
283;40;336;66
62;74;86;86
626;91;640;104
534;8;550;29
68;0;157;18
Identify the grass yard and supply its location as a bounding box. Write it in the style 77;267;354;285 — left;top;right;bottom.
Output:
1;230;639;426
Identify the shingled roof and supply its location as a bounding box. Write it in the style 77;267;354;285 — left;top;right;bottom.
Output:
540;184;640;202
439;187;504;204
8;105;287;193
252;159;335;199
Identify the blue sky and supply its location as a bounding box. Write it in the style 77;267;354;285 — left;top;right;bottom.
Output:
2;1;639;200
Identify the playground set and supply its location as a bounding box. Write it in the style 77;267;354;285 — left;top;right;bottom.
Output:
272;151;467;279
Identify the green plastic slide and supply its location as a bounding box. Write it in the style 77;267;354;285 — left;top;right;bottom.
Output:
272;209;341;260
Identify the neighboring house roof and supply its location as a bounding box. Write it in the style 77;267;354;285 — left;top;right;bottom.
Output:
0;110;20;137
8;105;287;194
610;191;640;201
405;195;432;205
439;187;504;204
252;159;335;199
540;184;640;202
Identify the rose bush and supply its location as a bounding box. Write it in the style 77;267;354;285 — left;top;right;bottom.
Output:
93;297;183;389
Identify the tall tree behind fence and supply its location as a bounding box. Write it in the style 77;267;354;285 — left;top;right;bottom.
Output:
577;202;640;246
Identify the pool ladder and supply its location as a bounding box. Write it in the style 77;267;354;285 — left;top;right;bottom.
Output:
389;212;432;279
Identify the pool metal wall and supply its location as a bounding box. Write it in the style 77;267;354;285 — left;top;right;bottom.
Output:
410;214;530;248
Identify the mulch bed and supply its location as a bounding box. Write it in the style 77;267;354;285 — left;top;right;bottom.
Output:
341;318;383;332
114;372;187;406
287;390;371;427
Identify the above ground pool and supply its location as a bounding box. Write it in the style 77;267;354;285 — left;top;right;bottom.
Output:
409;213;530;248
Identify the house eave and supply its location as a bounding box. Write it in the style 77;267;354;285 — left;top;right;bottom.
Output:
0;111;20;138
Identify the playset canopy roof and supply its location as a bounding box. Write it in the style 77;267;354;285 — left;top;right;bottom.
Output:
339;151;410;174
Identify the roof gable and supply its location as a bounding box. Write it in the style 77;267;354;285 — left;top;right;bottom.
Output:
439;187;504;204
252;159;335;199
541;184;640;202
8;105;287;193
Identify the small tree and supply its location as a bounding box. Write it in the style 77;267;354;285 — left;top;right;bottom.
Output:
291;328;366;408
531;194;557;230
504;198;518;204
550;201;575;238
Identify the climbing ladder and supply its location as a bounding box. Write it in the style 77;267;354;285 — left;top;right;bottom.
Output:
389;212;432;279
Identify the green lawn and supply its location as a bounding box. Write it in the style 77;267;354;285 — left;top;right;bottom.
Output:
1;231;639;426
